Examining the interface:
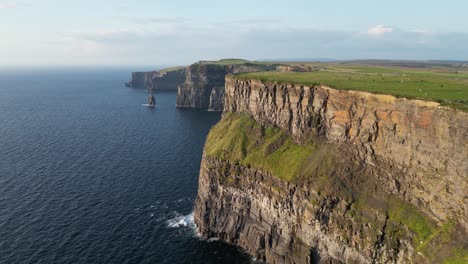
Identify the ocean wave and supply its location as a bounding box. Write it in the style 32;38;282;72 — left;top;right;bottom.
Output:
166;212;195;228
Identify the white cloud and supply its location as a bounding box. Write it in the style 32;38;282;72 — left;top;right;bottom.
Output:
0;1;17;9
367;25;393;36
3;22;468;66
0;1;33;10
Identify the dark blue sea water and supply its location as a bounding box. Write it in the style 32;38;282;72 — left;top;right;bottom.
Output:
0;68;253;264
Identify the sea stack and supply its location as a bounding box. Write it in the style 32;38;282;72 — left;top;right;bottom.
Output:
147;89;155;106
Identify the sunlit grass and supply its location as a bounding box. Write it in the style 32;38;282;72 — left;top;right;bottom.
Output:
236;69;468;111
204;113;317;181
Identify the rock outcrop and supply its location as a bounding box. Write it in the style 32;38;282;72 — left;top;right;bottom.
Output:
125;68;186;91
176;62;277;111
194;76;468;263
147;92;155;106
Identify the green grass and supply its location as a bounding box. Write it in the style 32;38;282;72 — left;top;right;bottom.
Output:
414;220;468;264
204;113;317;181
186;59;281;73
207;58;250;65
349;194;436;245
235;69;468;111
443;249;468;264
417;221;454;253
349;193;467;263
159;66;186;72
386;197;435;244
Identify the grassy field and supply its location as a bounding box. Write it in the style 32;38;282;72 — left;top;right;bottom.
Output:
201;58;286;67
235;64;468;111
202;58;251;65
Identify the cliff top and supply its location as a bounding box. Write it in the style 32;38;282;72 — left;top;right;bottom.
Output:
159;59;280;72
158;66;186;72
200;58;250;65
234;65;468;111
198;58;281;67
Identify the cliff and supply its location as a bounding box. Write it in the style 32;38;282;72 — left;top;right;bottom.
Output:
176;62;277;111
125;61;277;111
194;77;468;263
125;67;186;91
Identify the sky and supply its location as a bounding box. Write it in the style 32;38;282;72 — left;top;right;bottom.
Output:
1;0;468;66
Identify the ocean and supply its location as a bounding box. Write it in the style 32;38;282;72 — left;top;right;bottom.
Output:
0;68;253;264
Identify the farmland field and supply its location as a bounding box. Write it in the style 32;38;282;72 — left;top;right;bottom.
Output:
235;63;468;111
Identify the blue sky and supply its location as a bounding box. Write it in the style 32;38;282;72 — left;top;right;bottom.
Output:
1;0;467;66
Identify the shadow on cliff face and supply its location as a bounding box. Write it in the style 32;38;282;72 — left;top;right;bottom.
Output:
196;240;262;264
310;248;321;264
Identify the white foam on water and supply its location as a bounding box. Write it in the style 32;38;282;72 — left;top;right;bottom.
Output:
166;212;195;228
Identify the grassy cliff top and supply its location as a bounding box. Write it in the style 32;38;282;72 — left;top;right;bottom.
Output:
204;58;250;65
158;66;186;72
235;66;468;111
200;58;282;66
158;59;280;72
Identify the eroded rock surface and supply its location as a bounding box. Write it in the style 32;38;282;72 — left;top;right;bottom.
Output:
194;77;468;263
176;63;276;110
195;156;418;264
125;68;186;91
223;77;467;226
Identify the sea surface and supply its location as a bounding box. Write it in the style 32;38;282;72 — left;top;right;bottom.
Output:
0;68;254;264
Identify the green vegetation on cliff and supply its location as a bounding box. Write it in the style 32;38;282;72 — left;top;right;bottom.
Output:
235;68;468;111
205;113;320;181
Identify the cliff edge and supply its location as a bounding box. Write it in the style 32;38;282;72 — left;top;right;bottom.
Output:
125;67;186;91
125;60;278;111
176;61;278;111
194;76;468;263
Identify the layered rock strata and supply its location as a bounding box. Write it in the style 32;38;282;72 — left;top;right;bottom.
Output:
194;76;468;263
125;68;186;91
176;63;276;110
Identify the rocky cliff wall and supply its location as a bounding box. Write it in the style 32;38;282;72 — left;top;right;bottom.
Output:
125;68;186;91
194;76;468;263
223;77;467;226
176;63;276;110
176;64;226;109
195;155;419;263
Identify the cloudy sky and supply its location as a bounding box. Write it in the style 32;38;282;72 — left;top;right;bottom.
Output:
1;0;467;66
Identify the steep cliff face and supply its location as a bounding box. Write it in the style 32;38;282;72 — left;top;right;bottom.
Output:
125;68;186;91
176;64;226;109
208;86;225;111
126;62;277;110
196;155;416;264
223;77;467;226
176;63;276;110
194;77;468;263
